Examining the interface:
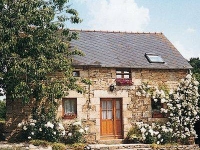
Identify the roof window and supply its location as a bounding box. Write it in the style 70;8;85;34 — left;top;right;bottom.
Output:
145;53;164;63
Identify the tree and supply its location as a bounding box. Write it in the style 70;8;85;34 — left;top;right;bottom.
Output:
0;0;83;104
189;57;200;93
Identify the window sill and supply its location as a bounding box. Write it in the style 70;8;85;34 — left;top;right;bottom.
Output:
152;112;164;118
62;114;77;119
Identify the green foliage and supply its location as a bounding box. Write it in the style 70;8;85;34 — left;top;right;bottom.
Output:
52;143;66;150
29;140;50;147
124;126;142;144
81;78;92;85
68;143;86;150
0;0;83;103
189;57;200;93
62;120;87;144
0;100;6;120
18;102;65;142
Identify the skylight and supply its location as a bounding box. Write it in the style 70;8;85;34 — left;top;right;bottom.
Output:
145;53;164;63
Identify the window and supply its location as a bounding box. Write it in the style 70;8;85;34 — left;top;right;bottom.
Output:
62;98;77;119
73;71;80;77
115;69;132;86
145;53;164;63
151;98;166;118
116;69;131;79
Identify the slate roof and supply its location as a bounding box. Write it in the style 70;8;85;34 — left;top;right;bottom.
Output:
70;30;192;69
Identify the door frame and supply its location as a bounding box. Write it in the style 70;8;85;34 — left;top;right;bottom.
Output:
100;98;123;139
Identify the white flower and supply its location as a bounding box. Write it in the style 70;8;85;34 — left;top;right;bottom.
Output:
193;80;199;86
161;98;166;103
57;123;65;131
30;123;35;126
45;121;54;129
73;121;81;126
149;129;153;136
53;132;56;135
158;134;161;139
61;130;66;136
28;136;31;139
136;91;141;96
23;126;27;131
85;126;89;132
18;123;22;128
176;104;181;109
154;99;158;102
68;133;72;136
39;128;42;132
140;127;146;133
157;141;160;144
186;74;192;80
79;129;84;133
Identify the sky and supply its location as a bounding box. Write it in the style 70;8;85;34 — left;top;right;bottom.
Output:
67;0;200;60
1;0;200;100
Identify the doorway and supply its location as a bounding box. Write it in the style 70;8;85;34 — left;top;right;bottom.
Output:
100;98;123;139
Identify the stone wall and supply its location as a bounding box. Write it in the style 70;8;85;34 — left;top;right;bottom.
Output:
5;67;189;142
59;67;189;142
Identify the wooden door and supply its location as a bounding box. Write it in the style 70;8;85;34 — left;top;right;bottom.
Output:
100;98;123;139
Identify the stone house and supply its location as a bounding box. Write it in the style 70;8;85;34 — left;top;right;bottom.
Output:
5;30;192;142
57;30;192;142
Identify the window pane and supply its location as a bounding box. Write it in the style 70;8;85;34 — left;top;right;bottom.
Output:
124;71;129;74
107;101;112;109
73;71;80;77
116;100;120;109
116;71;122;73
102;101;106;109
107;110;113;119
124;75;130;78
102;110;107;119
64;99;76;114
145;53;164;63
116;110;121;119
116;75;122;78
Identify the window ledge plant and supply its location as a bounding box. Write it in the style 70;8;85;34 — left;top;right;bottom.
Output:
63;113;77;119
115;78;133;86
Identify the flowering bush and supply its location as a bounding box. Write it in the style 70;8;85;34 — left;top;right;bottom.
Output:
18;102;65;142
135;74;200;144
62;119;88;144
136;122;173;144
165;74;199;142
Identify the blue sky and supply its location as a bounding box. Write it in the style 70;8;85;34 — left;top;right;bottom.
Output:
67;0;200;60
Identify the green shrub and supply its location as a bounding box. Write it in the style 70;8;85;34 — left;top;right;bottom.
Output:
65;143;86;150
62;119;87;144
124;126;142;144
0;100;6;120
52;143;66;150
18;102;65;142
29;140;50;147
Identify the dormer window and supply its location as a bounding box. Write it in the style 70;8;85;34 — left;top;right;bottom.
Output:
145;53;164;63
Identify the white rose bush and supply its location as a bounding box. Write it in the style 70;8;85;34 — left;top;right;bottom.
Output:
134;74;200;144
63;119;88;144
18;102;88;143
166;74;199;143
18;103;66;142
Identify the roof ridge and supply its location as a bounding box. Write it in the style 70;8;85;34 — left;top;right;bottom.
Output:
70;29;163;34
